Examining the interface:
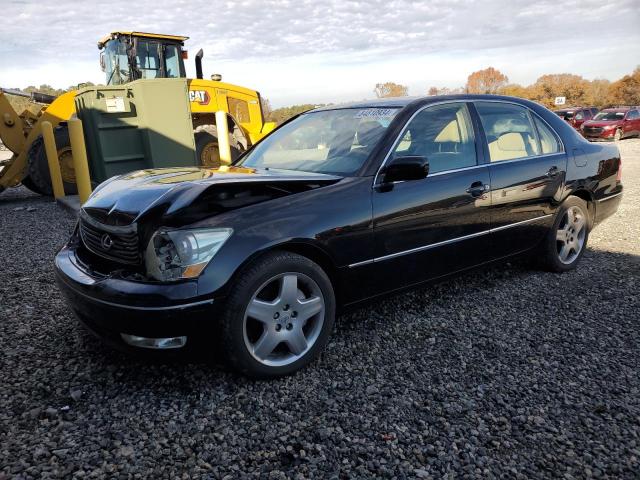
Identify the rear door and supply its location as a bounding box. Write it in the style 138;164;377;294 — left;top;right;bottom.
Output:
473;101;567;259
369;102;492;294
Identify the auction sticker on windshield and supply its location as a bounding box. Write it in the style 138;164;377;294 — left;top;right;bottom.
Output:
354;108;399;119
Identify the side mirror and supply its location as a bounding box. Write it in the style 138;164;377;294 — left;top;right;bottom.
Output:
383;155;429;183
99;52;106;72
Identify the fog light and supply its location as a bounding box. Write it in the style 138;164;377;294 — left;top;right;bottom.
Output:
121;334;187;349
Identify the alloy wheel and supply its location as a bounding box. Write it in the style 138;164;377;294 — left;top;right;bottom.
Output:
556;206;587;264
243;272;325;367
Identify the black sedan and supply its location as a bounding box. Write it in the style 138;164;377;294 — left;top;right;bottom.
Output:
55;95;623;377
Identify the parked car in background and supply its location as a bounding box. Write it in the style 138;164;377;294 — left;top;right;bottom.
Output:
554;107;598;130
55;95;622;377
581;107;640;141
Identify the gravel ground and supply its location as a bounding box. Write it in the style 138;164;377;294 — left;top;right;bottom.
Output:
1;140;639;479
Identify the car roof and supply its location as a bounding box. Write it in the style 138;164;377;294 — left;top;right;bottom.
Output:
309;94;547;113
311;96;421;111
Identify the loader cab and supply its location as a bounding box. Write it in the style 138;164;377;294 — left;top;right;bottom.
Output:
98;32;188;86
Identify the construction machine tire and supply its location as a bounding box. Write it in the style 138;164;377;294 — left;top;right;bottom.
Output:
21;175;47;195
26;126;77;196
195;125;242;168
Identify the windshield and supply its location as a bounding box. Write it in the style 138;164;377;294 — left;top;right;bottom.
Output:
594;111;625;121
104;39;132;85
238;108;399;175
103;38;183;85
135;40;162;79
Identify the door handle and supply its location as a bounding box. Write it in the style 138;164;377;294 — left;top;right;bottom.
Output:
546;166;559;177
466;181;489;197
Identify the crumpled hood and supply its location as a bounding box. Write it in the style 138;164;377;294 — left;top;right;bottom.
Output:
81;166;342;227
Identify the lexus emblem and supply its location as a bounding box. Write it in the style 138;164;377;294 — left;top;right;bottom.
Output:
101;233;114;250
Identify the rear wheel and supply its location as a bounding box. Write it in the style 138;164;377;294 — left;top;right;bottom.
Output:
26;126;77;196
221;251;336;378
194;125;242;168
538;196;589;272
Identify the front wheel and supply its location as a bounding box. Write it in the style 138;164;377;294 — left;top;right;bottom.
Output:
537;196;590;272
614;128;622;141
25;126;77;196
221;251;336;378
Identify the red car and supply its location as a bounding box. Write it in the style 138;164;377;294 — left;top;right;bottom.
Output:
554;107;598;130
581;107;640;141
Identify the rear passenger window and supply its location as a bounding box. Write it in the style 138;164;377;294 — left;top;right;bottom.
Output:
533;116;561;154
475;102;540;162
392;103;476;174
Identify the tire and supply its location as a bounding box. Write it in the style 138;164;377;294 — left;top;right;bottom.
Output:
537;196;590;272
614;128;622;141
221;251;336;378
21;175;47;195
194;125;242;168
27;126;77;196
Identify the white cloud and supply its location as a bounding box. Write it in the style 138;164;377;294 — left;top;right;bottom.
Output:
0;0;638;107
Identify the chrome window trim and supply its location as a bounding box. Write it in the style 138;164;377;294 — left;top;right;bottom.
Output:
347;214;553;268
597;192;623;202
478;151;565;167
427;163;488;177
374;99;566;186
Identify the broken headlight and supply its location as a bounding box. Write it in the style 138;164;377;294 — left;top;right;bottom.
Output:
145;228;233;281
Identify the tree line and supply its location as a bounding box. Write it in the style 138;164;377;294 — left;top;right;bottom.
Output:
265;66;639;125
386;66;640;109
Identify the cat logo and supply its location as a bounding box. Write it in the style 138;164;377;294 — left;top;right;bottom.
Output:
189;90;210;105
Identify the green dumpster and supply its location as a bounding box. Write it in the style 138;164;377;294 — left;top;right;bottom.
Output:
74;78;197;184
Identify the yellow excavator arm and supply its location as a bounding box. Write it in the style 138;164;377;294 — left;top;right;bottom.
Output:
0;90;76;191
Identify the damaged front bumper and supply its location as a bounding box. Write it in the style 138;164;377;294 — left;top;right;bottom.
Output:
54;245;220;349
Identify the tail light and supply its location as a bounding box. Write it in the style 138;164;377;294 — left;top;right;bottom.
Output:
617;158;622;182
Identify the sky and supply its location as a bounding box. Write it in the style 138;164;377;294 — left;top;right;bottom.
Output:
1;0;639;108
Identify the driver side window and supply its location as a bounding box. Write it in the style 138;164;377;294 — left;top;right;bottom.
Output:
392;103;477;174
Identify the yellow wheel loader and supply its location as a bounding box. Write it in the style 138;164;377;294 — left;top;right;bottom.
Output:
0;31;275;196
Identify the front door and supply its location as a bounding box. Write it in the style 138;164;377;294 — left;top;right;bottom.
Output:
473;101;567;258
370;102;492;295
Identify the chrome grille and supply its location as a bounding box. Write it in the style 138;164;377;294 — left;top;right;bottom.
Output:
79;211;140;265
584;127;603;135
